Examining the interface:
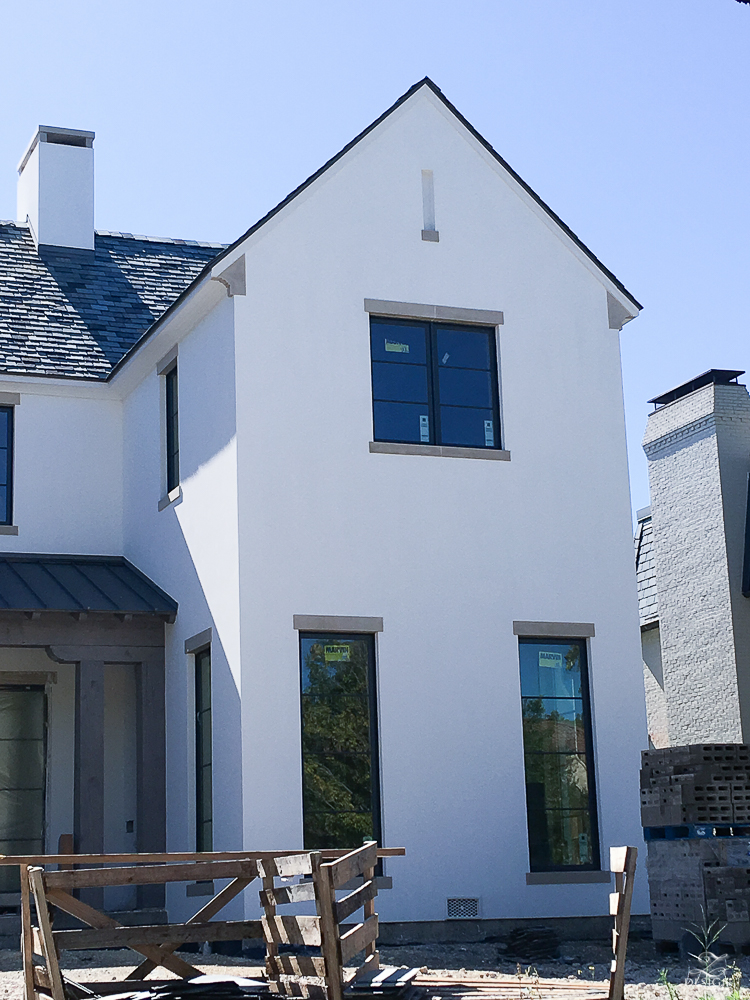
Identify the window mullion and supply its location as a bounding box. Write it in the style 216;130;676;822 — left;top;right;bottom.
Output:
428;323;441;445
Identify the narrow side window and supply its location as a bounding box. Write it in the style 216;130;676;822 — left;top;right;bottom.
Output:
195;647;212;852
299;632;381;849
518;637;600;871
0;406;13;526
165;365;179;494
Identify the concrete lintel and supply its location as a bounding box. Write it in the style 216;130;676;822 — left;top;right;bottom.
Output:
513;621;596;638
185;627;212;654
158;485;182;511
364;298;503;327
293;614;383;633
155;344;178;376
0;392;20;406
370;441;510;461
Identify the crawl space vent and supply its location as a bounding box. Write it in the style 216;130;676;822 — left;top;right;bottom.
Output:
446;897;479;919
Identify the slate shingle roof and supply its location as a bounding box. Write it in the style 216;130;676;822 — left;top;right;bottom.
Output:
635;508;658;626
0;223;224;380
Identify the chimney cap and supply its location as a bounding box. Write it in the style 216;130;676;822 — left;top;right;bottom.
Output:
17;126;95;175
648;369;745;409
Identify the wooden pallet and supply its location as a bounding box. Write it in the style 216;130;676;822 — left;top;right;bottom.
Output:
11;845;400;1000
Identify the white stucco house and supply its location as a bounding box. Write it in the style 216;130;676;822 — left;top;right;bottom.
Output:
0;79;648;930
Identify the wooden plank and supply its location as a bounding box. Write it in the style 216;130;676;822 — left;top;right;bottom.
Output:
262;915;321;947
339;915;378;965
258;854;313;878
608;892;620;916
43;886;202;981
44;858;258;889
20;866;35;1000
260;869;279;984
323;843;377;889
53;919;264;950
609;847;628;874
362;864;378;966
0;847;405;865
31;966;51;991
262;881;317;907
609;847;636;1000
314;856;343;1000
28;869;65;1000
335;880;377;924
127;873;255;979
347;951;380;983
268;954;327;978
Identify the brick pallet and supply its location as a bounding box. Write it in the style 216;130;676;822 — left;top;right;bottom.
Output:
642;745;750;945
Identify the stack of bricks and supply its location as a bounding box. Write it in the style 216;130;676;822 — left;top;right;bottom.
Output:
641;744;750;827
642;745;750;944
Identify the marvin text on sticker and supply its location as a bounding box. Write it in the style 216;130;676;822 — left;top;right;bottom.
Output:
324;644;350;662
539;651;564;669
384;340;409;353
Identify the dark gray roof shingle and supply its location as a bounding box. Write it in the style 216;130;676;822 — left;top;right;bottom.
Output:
0;224;223;380
0;553;177;618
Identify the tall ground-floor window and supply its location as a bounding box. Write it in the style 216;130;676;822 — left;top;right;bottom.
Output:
518;638;599;871
299;633;381;850
195;648;212;852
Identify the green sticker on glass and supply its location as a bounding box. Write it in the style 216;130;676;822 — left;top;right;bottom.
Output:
324;645;350;662
539;651;563;669
385;340;409;353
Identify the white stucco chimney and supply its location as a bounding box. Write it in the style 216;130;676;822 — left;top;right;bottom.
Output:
17;127;95;251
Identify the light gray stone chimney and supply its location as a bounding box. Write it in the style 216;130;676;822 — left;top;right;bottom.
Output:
643;369;750;744
16;126;95;251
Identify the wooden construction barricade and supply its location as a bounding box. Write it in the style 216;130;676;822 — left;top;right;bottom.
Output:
259;842;381;1000
9;846;403;1000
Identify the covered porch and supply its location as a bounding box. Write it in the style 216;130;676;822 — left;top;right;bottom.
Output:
0;554;176;914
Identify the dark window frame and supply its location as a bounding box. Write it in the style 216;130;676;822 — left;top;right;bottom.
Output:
369;316;502;449
518;636;601;873
194;646;212;853
298;631;383;852
0;405;14;526
165;365;179;494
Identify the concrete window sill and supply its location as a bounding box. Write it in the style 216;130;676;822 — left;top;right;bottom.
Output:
0;525;18;535
526;871;611;885
158;485;182;511
370;442;510;462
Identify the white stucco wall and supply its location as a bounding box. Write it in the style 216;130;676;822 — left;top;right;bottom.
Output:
0;385;122;553
226;87;647;921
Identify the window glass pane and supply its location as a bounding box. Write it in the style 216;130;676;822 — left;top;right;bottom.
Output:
300;635;380;850
0;454;7;487
439;406;495;448
370;322;428;365
0;410;8;436
195;649;212;852
519;640;597;871
438;368;493;408
436;328;492;370
0;691;45;740
372;362;428;403
374;401;430;444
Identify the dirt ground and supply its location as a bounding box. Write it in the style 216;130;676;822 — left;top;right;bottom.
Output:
0;937;748;1000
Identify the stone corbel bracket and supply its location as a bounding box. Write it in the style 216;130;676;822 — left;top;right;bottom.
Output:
211;255;246;297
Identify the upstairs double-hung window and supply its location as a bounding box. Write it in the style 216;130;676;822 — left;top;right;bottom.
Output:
370;317;501;450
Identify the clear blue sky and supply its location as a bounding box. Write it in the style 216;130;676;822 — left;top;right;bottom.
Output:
1;0;748;516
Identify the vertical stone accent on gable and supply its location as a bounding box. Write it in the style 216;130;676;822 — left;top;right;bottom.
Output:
643;383;750;744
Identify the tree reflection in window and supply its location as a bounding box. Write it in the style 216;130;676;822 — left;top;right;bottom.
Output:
299;634;381;850
519;639;599;871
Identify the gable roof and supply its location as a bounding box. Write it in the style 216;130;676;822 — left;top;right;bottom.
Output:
0;79;641;382
0;224;223;380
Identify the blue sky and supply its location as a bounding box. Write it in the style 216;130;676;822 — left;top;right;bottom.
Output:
0;0;748;515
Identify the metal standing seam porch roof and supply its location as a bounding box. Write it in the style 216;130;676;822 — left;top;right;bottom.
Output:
0;554;178;620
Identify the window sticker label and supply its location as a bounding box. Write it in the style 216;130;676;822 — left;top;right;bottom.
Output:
324;645;350;662
484;420;494;447
419;414;430;443
539;651;563;669
385;340;409;354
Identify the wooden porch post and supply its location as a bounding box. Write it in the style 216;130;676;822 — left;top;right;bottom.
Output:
136;654;166;909
74;660;105;909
